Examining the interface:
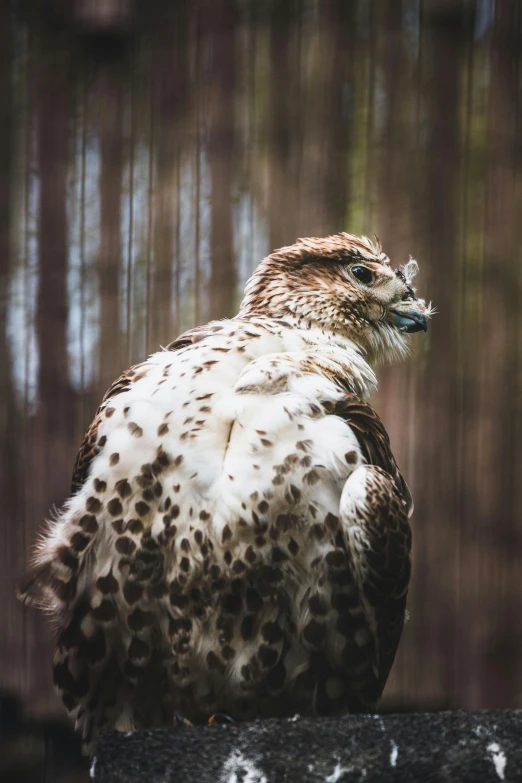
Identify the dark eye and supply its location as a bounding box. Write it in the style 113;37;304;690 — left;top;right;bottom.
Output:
351;265;373;284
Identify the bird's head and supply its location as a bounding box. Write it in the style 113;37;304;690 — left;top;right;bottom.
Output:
239;232;433;363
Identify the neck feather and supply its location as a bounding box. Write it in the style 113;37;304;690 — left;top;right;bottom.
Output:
235;312;379;399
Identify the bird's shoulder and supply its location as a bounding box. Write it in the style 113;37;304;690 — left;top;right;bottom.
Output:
331;393;413;516
71;318;284;493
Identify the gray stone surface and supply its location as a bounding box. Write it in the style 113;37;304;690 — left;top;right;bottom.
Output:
92;710;522;782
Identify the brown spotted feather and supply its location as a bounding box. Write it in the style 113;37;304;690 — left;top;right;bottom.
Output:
19;232;430;752
72;368;138;492
332;395;413;515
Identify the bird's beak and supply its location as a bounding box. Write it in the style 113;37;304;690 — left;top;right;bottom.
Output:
389;309;428;333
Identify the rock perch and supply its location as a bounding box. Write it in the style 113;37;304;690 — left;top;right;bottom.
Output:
92;710;522;782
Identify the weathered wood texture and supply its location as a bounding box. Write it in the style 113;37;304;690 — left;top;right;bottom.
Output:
1;0;522;735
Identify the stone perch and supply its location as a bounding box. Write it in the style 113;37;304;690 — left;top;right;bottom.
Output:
92;710;522;782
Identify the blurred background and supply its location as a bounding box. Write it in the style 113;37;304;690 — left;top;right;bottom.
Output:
1;0;522;779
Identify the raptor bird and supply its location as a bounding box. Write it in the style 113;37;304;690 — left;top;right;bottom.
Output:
20;233;431;752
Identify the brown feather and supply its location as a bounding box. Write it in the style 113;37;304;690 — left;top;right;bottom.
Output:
333;394;413;515
71;366;143;492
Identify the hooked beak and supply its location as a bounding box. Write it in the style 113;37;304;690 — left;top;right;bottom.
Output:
389;309;428;333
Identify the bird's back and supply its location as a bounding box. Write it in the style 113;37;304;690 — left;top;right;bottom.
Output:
22;315;412;751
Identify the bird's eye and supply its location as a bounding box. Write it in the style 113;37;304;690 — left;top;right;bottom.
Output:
351;265;374;284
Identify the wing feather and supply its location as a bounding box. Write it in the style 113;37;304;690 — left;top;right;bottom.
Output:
333;393;413;516
339;463;412;703
70;322;226;494
71;367;136;492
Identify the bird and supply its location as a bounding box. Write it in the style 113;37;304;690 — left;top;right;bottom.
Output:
20;232;431;753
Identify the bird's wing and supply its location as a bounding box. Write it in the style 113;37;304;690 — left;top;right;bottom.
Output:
70;322;223;494
18;319;243;750
71;367;138;493
333;395;412;703
332;393;413;516
18;363;145;610
18;322;217;610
